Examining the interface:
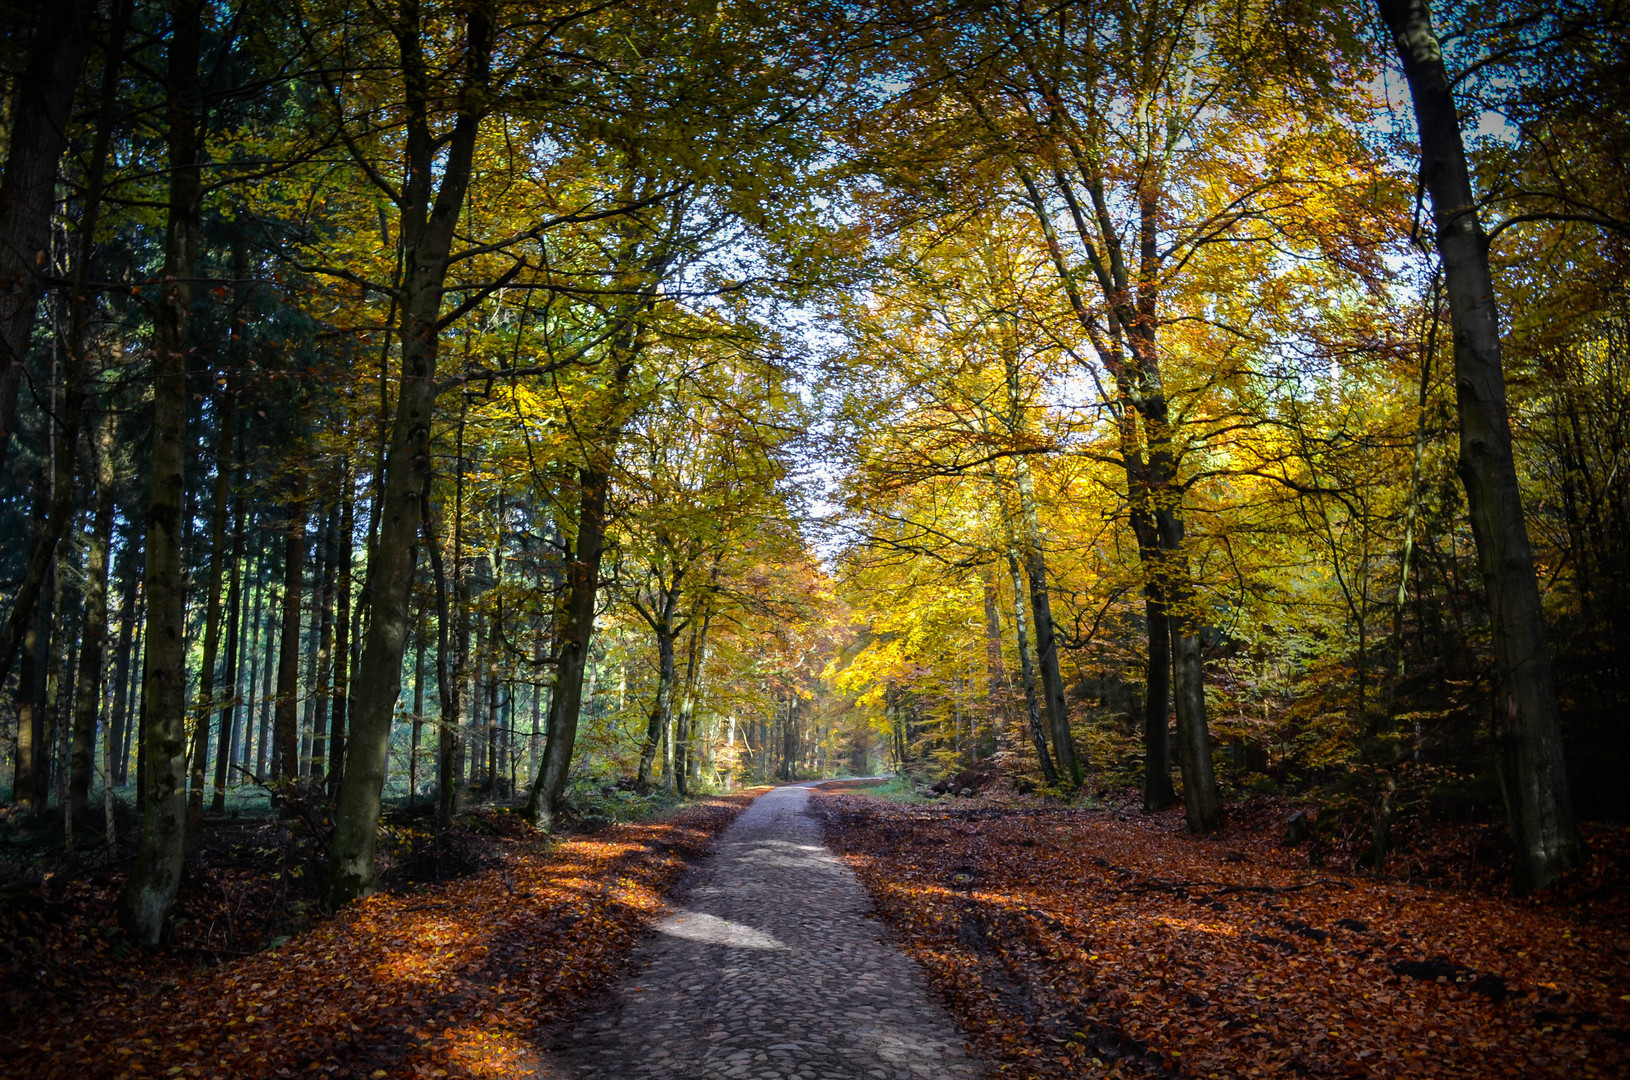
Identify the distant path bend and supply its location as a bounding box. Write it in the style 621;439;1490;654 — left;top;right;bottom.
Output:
550;781;984;1080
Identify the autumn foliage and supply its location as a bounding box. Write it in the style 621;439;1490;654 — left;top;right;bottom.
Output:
3;792;764;1080
814;788;1630;1079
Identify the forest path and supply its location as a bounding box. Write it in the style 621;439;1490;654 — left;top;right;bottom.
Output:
542;781;984;1080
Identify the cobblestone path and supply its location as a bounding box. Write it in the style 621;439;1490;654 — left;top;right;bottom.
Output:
548;782;984;1080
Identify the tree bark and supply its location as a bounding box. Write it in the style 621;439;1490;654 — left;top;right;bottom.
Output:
409;593;425;808
1156;506;1222;832
272;495;307;782
108;538;140;785
327;475;354;797
0;0;95;477
980;575;1008;751
120;0;204;947
674;612;711;797
523;467;611;829
190;391;236;820
210;481;247;812
1014;456;1082;787
638;622;679;789
256;577;278;781
326;1;493;906
1377;0;1580;893
70;405;117;815
1141;591;1176;810
424;485;461;830
309;502;338;781
1006;548;1058;785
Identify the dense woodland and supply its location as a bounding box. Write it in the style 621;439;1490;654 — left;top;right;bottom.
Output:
1;0;1627;961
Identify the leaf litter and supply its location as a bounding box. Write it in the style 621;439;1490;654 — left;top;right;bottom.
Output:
812;789;1630;1079
3;791;765;1080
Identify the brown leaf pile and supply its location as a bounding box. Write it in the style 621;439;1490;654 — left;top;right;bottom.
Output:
813;790;1630;1079
5;791;764;1080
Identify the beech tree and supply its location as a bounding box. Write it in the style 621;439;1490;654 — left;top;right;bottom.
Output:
1375;0;1580;893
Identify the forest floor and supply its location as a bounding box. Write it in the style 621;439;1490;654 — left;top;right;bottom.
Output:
812;784;1630;1079
1;787;767;1080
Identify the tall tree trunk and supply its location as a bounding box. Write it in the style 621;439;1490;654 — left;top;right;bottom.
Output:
1141;589;1176;811
210;485;247;812
240;538;267;782
0;0;124;688
62;24;130;823
1006;548;1058;785
523;466;611;829
529;625;545;788
782;697;798;782
327;3;493;905
37;15;134;821
674;613;710;798
485;608;501;795
49;564;71;824
120;0;204;947
327;474;354;797
70;405;117;815
11;474;49;810
301;506;332;777
0;0;95;476
1377;0;1580;893
1015;457;1082;787
1016;158;1209;822
1156;505;1222;833
309;502;338;781
424;486;461;830
124;582;145;787
980;574;1008;753
273;495;306;782
108;541;140;786
257;577;278;781
190;391;236;820
409;593;425;808
639;622;678;790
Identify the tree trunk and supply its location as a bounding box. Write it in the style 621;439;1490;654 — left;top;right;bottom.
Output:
409;594;425;808
674;614;710;798
327;475;354;797
301;506;331;778
326;3;493;906
190;391;236;820
309;502;338;781
108;538;141;786
10;475;49;810
125;584;146;788
70;407;117;815
638;621;678;788
1016;457;1082;787
782;697;799;782
1141;591;1176;811
1156;505;1222;833
273;496;307;782
257;578;278;781
1377;0;1579;893
120;0;204;947
240;538;267;782
210;483;247;812
523;467;611;829
980;575;1008;753
0;0;95;476
1006;548;1058;785
425;486;461;830
0;0;123;691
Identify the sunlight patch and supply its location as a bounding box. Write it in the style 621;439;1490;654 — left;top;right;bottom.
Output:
656;910;787;950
